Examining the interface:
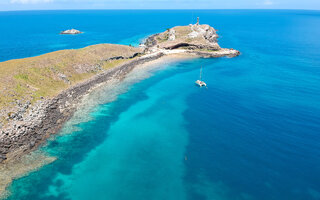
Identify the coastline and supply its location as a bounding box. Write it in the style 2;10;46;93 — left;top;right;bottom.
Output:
0;23;240;198
0;49;239;165
0;53;197;199
1;10;319;200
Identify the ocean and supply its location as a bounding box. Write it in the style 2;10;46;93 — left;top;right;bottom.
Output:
1;10;320;200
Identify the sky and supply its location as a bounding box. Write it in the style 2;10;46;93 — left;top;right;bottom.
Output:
0;0;320;11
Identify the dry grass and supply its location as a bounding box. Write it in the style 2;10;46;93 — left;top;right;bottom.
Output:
173;26;193;39
0;44;142;125
102;59;131;70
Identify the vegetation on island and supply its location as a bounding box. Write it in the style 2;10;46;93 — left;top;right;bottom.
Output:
0;24;239;127
154;25;220;50
0;44;142;125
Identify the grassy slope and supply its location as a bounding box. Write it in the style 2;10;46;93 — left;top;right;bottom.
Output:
0;44;142;125
156;26;206;44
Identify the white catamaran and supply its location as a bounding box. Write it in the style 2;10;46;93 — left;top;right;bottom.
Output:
195;66;207;87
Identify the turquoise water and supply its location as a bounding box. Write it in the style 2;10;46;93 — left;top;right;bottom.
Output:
2;10;320;200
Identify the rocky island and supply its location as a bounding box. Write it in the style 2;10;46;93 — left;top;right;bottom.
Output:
60;29;83;34
0;22;239;196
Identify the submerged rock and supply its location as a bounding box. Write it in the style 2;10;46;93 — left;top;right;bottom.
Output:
60;29;82;35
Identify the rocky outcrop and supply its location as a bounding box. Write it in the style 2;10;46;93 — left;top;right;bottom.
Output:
145;24;223;52
144;34;159;48
60;29;82;35
144;23;239;57
105;52;142;61
203;25;218;43
168;29;176;41
188;24;218;42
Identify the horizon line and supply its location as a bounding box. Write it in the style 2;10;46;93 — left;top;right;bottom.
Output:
1;8;320;12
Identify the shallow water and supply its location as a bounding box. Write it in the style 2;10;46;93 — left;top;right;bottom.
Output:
2;10;320;200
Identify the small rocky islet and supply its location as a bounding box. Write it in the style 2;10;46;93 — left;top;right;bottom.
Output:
0;21;239;196
60;29;83;35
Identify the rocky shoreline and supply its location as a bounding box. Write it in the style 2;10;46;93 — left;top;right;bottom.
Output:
0;52;165;163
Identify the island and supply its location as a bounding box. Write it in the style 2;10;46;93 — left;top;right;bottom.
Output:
0;22;239;196
60;29;83;35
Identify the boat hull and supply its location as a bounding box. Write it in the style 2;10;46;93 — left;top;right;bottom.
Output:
195;80;207;87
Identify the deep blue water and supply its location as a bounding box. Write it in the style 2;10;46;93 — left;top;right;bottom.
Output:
2;10;320;200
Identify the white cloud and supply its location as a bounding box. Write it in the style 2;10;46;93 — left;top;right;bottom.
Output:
10;0;53;4
263;0;274;5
